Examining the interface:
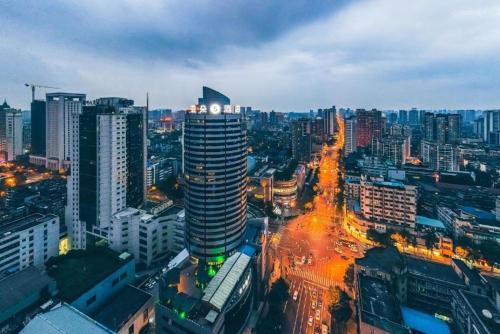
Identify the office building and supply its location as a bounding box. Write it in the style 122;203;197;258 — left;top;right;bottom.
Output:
66;98;146;249
421;140;458;171
184;87;247;263
356;109;383;148
360;180;417;229
0;107;23;161
291;118;312;162
30;100;46;156
0;214;59;273
45;93;85;170
109;203;185;266
322;106;336;137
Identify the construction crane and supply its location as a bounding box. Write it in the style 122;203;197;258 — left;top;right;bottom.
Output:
24;83;60;102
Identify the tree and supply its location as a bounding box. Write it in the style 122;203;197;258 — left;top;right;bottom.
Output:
327;285;341;305
343;264;355;291
257;278;289;334
424;232;439;252
328;288;353;334
478;240;500;266
391;231;411;250
268;277;289;304
367;228;394;247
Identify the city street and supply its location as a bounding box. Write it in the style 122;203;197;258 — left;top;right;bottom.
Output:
273;116;362;333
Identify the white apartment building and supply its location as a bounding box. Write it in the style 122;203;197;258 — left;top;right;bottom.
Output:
0;108;23;162
45;93;85;170
344;115;356;154
421;140;458;172
360;180;417;229
6;109;23;161
109;202;185;267
0;214;59;273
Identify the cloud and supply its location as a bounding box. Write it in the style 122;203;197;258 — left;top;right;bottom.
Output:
1;0;500;111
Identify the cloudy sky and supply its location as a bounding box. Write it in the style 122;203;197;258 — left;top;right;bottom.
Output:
1;0;500;111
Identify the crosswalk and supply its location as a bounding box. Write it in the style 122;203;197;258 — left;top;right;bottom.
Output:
287;268;339;288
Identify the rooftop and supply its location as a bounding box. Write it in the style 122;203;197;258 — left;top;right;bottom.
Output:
46;248;132;302
401;307;450;334
416;215;446;229
406;256;464;286
452;259;483;287
202;251;252;312
460;206;497;224
21;304;113;334
0;213;57;237
359;275;407;333
0;266;55;313
482;274;500;294
93;285;152;332
459;290;499;334
372;180;407;190
355;247;405;273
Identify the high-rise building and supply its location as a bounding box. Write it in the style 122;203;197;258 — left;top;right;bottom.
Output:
408;108;419;125
421;140;458;172
344;115;357;154
184;87;247;263
356;109;383;148
422;113;461;144
0;108;23;162
46;93;86;170
0;103;23;162
322;106;336;137
66;98;146;249
291;118;312;162
398;109;408;125
30;100;46;156
483;110;500;143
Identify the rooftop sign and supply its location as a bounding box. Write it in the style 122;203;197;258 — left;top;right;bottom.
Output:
188;104;241;115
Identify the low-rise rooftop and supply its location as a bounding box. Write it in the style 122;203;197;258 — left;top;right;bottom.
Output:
355;247;405;273
93;285;152;332
0;213;57;237
0;266;55;316
359;275;409;334
46;247;132;302
416;216;446;229
21;304;113;334
406;256;464;286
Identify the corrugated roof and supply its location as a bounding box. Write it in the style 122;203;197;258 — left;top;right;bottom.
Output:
21;304;113;334
202;252;251;311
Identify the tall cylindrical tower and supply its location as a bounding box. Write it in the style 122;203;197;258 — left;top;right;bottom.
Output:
184;87;247;264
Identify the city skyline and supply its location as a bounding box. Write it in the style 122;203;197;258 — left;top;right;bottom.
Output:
2;0;500;111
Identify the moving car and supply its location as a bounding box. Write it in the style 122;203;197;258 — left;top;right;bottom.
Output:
293;290;299;301
308;316;313;326
315;309;321;321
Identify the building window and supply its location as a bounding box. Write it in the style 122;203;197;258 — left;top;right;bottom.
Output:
128;324;134;334
112;277;119;287
86;295;96;306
